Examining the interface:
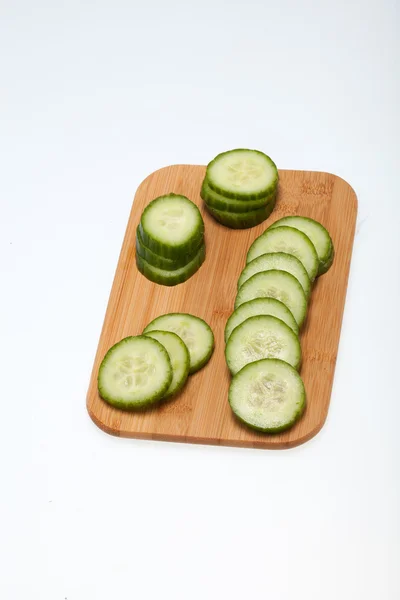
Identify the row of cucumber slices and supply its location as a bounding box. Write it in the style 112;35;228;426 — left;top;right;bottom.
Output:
136;193;206;286
98;313;214;410
201;149;279;228
225;215;334;433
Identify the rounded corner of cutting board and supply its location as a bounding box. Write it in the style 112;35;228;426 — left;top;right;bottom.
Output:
86;396;122;438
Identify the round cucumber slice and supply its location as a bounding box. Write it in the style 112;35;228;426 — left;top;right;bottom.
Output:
234;269;308;327
229;358;306;433
136;244;205;287
225;315;301;375
269;216;334;275
205;199;276;229
224;297;299;343
201;178;276;213
238;252;311;298
139;194;204;260
136;227;199;271
206;149;278;200
143;313;214;374
143;330;190;398
98;336;172;410
246;226;319;282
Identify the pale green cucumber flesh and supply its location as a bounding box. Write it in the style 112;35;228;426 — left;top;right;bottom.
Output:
136;227;199;270
246;225;319;282
225;315;301;375
136;244;205;287
143;330;190;398
224;297;299;343
98;336;172;410
269;216;334;276
201;178;276;213
139;194;204;259
228;358;306;433
206;149;278;200
238;252;311;298
143;313;214;374
234;269;307;327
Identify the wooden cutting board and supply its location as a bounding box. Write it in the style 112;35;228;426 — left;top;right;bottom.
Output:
86;165;357;449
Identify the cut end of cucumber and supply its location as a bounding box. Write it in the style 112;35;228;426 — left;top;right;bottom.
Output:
143;330;190;398
229;358;306;433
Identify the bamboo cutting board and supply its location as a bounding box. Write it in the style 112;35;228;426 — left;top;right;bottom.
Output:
87;165;357;449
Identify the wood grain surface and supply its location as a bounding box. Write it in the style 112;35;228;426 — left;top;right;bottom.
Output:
86;165;357;449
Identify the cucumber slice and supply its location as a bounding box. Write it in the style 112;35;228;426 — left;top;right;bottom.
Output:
225;315;301;375
228;358;306;433
246;226;319;282
205;199;276;229
136;227;199;271
238;252;311;298
201;178;276;213
269;216;334;275
234;270;307;327
143;330;190;398
143;313;214;373
224;298;299;343
139;194;204;260
206;149;278;200
136;244;205;286
98;336;172;410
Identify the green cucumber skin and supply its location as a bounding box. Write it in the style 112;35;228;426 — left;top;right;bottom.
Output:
97;336;172;411
136;244;205;287
206;149;279;200
318;244;335;275
143;313;215;374
228;358;306;434
205;198;276;229
136;227;199;271
139;194;204;260
201;178;277;213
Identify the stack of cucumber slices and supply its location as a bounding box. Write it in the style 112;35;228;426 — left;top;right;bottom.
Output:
98;313;214;410
225;215;334;433
201;149;279;229
136;193;206;286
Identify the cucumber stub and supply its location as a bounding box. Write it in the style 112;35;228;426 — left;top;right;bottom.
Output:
139;194;204;260
206;149;278;200
246;226;319;282
201;178;276;213
234;269;308;328
144;330;190;398
238;252;311;298
228;358;306;433
225;315;301;375
224;297;299;343
98;336;172;410
143;313;214;373
269;216;334;275
136;244;205;287
205;200;275;229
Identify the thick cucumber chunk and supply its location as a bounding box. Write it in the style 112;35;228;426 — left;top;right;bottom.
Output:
225;315;301;375
201;178;276;213
228;358;306;433
205;200;275;229
224;297;299;343
206;149;278;200
246;226;319;281
269;216;334;275
136;244;205;286
98;336;172;410
234;270;307;327
139;194;204;260
136;227;199;271
144;330;190;398
143;313;214;373
238;252;311;298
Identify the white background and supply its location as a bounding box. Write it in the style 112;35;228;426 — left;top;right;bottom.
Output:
1;1;399;598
